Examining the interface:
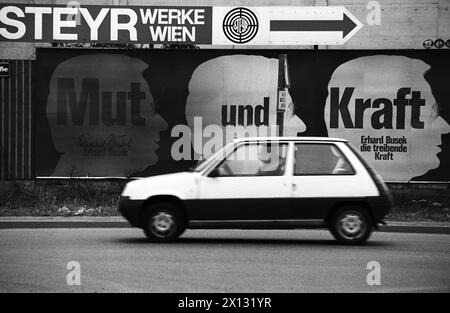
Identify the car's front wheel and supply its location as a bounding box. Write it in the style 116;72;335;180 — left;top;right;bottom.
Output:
142;202;185;242
329;206;372;245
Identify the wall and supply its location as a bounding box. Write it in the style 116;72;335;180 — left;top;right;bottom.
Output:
1;0;449;182
0;0;449;59
0;60;33;179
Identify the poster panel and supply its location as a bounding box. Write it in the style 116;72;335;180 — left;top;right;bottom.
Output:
34;49;450;181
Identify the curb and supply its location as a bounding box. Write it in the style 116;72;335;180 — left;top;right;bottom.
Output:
0;218;449;234
378;225;450;235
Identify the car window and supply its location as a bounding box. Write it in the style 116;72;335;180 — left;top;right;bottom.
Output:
213;142;288;177
294;143;354;175
193;142;234;172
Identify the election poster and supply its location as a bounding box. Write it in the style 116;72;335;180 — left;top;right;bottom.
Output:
34;49;450;182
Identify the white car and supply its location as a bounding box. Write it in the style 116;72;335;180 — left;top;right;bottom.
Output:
119;137;393;244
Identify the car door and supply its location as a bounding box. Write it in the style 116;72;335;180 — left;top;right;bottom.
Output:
192;141;292;221
290;142;358;220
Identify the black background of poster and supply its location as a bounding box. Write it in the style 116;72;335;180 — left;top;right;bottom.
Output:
34;48;450;181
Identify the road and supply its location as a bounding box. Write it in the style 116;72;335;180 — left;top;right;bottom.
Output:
0;228;449;292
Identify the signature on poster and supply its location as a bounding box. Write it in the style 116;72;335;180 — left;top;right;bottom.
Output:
76;133;133;156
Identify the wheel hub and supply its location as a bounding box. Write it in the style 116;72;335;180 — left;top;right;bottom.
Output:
338;213;365;239
152;211;175;235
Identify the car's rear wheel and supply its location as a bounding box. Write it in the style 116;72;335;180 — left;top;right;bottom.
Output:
329;206;372;245
142;202;185;242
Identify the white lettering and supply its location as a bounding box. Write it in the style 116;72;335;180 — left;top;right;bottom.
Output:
194;9;205;24
66;261;81;286
366;1;382;25
66;1;81;26
79;8;109;41
181;9;194;24
366;261;381;285
158;9;168;24
0;6;26;40
53;7;78;40
149;26;167;41
168;9;181;24
171;26;182;41
139;8;158;24
24;7;51;40
110;8;138;41
184;27;195;42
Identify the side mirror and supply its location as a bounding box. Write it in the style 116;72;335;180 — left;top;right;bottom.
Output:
208;168;220;178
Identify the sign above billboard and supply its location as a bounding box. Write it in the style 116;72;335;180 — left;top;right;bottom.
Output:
214;7;363;45
0;4;363;46
0;4;213;44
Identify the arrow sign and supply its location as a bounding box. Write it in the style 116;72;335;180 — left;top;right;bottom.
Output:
270;12;358;39
212;6;363;45
266;7;363;45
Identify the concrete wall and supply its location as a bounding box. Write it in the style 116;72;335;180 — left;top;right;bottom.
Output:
0;0;449;59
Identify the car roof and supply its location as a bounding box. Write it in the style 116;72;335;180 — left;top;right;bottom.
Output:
232;136;348;143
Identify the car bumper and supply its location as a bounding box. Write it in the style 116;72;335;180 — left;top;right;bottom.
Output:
370;194;394;222
118;196;144;227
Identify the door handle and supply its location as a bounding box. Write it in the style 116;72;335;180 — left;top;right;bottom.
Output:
292;183;297;190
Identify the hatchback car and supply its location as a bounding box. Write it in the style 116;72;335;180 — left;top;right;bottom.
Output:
119;137;393;244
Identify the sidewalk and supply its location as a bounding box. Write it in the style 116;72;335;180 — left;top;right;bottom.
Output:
0;216;128;229
0;216;449;234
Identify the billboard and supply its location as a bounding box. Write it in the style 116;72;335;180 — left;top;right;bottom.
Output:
34;49;450;182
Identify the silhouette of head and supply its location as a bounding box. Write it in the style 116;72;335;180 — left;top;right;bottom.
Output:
186;54;306;159
324;55;450;181
46;54;168;177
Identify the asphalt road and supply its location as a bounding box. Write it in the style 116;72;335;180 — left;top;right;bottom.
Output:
0;228;449;292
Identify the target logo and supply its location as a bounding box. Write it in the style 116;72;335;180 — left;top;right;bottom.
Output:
223;7;259;44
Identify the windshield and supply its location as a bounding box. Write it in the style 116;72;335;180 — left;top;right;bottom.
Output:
189;158;207;172
192;142;235;172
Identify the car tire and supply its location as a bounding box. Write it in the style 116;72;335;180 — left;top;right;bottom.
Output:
142;202;185;242
329;206;372;245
